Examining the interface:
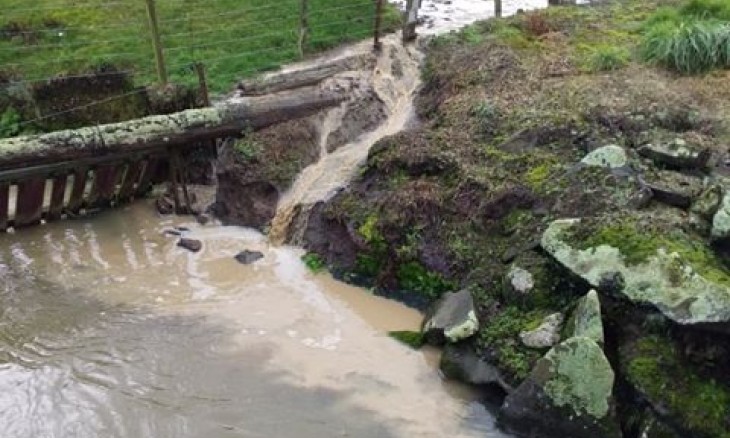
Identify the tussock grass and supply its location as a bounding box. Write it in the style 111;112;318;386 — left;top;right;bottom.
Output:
642;0;730;74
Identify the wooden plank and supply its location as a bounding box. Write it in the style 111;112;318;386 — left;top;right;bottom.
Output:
0;184;8;231
89;164;119;207
118;160;145;200
47;174;67;221
67;168;89;213
136;158;159;196
15;178;46;227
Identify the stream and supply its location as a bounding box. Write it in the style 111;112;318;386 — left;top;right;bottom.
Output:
0;1;548;436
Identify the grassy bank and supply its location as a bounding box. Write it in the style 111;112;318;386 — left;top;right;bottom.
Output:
0;0;400;93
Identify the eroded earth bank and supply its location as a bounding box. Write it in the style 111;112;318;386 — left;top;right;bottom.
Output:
214;1;730;437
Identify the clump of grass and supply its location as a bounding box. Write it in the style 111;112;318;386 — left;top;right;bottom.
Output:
301;253;326;273
642;0;730;74
585;45;631;72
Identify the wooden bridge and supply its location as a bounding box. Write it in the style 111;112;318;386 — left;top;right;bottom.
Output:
0;86;345;231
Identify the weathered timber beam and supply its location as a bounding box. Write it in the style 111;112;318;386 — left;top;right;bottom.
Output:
0;86;345;171
237;54;372;96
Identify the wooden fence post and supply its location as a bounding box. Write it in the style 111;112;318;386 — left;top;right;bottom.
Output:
374;0;384;51
403;0;418;43
194;62;210;107
145;0;168;85
298;0;309;59
495;0;503;17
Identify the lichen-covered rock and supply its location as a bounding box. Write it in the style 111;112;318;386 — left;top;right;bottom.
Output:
542;219;730;328
638;138;709;169
580;144;628;169
691;183;723;220
644;170;703;209
570;290;604;346
712;191;730;241
519;313;563;349
440;343;511;392
499;337;620;438
422;289;479;344
503;264;535;303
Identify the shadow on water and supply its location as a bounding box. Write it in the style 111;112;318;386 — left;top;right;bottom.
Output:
0;264;397;438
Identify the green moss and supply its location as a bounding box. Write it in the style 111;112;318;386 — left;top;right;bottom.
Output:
396;261;455;299
358;213;386;249
233;138;262;160
573;220;730;287
625;336;730;438
301;253;326;273
388;330;425;349
477;306;545;381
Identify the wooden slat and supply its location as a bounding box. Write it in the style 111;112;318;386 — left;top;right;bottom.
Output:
136;158;159;196
67;168;89;213
89;164;119;207
15;178;46;227
47;174;68;221
118;160;144;201
0;184;8;231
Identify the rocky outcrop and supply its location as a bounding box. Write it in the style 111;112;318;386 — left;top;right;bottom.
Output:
422;290;479;344
499;337;621;438
542;219;730;329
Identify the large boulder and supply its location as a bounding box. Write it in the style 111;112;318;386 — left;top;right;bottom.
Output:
542;219;730;329
422;289;479;344
569;290;604;346
499;337;621;438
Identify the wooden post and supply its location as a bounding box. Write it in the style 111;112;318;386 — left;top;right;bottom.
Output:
403;0;418;43
298;0;309;59
145;0;168;85
495;0;503;17
194;62;210;107
374;0;384;51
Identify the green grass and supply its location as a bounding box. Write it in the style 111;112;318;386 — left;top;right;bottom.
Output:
642;0;730;74
0;0;400;93
584;44;631;72
302;252;326;273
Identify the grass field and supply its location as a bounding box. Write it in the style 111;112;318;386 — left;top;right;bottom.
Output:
1;0;400;93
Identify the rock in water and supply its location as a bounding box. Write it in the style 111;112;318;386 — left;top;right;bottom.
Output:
499;337;621;438
570;290;604;346
422;290;479;344
440;343;511;392
178;238;203;253
519;313;563;349
542;219;730;329
235;250;264;265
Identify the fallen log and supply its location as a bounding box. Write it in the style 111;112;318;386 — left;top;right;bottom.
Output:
0;86;345;171
237;54;372;96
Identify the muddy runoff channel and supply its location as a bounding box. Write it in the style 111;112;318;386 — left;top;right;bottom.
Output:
0;3;552;435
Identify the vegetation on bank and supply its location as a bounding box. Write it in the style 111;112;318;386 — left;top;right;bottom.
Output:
296;0;730;434
0;0;400;137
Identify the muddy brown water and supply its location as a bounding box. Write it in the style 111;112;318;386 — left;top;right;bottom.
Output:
0;201;510;438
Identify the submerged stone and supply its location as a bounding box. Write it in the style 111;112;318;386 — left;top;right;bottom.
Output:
440;343;511;392
570;290;604;346
542;219;730;328
422;289;479;344
519;313;563;349
235;250;264;265
499;337;620;438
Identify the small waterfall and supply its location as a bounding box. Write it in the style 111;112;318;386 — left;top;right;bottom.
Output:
268;36;422;245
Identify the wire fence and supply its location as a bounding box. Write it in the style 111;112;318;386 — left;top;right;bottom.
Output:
0;0;399;137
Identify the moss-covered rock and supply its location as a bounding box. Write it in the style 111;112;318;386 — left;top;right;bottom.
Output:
542;218;730;328
620;335;730;438
499;336;620;438
570;289;604;346
422;289;479;344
